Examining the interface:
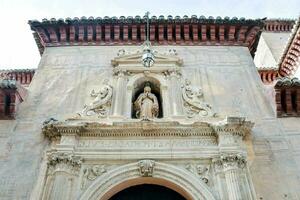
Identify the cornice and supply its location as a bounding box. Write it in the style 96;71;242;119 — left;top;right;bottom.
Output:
42;117;253;140
28;15;264;56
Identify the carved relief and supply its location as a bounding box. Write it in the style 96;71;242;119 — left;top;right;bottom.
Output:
221;154;246;171
47;152;82;175
138;160;155;177
134;84;159;120
181;79;215;118
186;164;210;184
81;165;106;189
213;153;246;172
79;79;113;118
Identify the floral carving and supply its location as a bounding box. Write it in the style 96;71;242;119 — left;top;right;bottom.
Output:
138;160;155;177
186;163;210;184
213;154;246;172
47;152;82;175
221;154;246;170
81;165;107;189
79;79;113;118
48;152;82;167
181;79;215;118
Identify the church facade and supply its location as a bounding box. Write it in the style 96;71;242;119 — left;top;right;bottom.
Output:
0;15;300;200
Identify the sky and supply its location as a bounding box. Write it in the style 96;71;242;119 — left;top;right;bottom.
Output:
0;0;299;71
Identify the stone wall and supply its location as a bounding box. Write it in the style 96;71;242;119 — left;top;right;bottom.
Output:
0;45;299;199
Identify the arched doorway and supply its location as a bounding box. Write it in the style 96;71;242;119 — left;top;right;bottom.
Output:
109;184;186;200
79;161;216;200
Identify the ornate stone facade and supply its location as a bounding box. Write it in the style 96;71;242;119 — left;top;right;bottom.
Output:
2;15;300;200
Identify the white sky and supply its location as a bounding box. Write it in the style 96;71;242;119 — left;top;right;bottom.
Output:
0;0;299;73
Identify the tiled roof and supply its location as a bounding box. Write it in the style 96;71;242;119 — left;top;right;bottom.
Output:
28;15;264;56
278;16;300;77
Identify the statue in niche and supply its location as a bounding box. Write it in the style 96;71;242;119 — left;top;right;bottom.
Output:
134;83;159;120
182;79;215;118
79;79;113;118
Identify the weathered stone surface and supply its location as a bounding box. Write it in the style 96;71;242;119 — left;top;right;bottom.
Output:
0;45;300;200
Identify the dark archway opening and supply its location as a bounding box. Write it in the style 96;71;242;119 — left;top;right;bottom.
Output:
109;184;186;200
4;94;11;115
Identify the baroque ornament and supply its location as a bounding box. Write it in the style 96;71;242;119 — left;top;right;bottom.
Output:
213;153;246;172
181;79;215;118
81;165;107;189
138;159;155;177
48;152;82;167
79;79;113;118
186;164;210;184
47;152;83;175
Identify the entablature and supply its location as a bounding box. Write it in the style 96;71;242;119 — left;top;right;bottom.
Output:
42;117;253;142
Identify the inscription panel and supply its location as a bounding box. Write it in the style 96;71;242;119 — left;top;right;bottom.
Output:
77;138;217;150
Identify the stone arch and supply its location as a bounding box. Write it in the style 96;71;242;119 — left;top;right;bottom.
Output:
124;73;170;118
79;161;216;200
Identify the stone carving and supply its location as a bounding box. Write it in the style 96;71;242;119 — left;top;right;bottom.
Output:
79;79;113;118
186;164;210;184
47;152;83;175
181;79;215;117
221;154;246;171
138;160;155;177
48;152;82;167
81;165;107;189
213;154;246;172
134;84;159;120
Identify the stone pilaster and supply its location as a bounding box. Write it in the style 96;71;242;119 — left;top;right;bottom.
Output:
222;154;246;200
43;152;83;200
167;69;184;117
213;154;246;200
112;69;128;117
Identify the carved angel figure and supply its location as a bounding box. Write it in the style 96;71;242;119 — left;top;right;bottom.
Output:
182;79;215;117
80;79;113;118
134;84;159;120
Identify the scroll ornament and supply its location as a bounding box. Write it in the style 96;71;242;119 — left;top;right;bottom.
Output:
181;79;215;118
79;79;113;118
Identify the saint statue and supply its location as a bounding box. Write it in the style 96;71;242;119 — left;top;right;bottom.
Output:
134;84;159;120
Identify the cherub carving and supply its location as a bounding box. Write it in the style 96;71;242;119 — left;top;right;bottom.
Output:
182;79;215;117
79;79;113;118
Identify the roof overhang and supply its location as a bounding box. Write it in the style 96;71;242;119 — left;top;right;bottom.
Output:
28;15;264;56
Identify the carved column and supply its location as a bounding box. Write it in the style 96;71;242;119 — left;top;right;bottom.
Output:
112;69;128;117
213;117;254;200
167;69;184;117
221;154;246;200
43;152;82;200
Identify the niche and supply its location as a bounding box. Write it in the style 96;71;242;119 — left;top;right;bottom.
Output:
131;77;163;119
